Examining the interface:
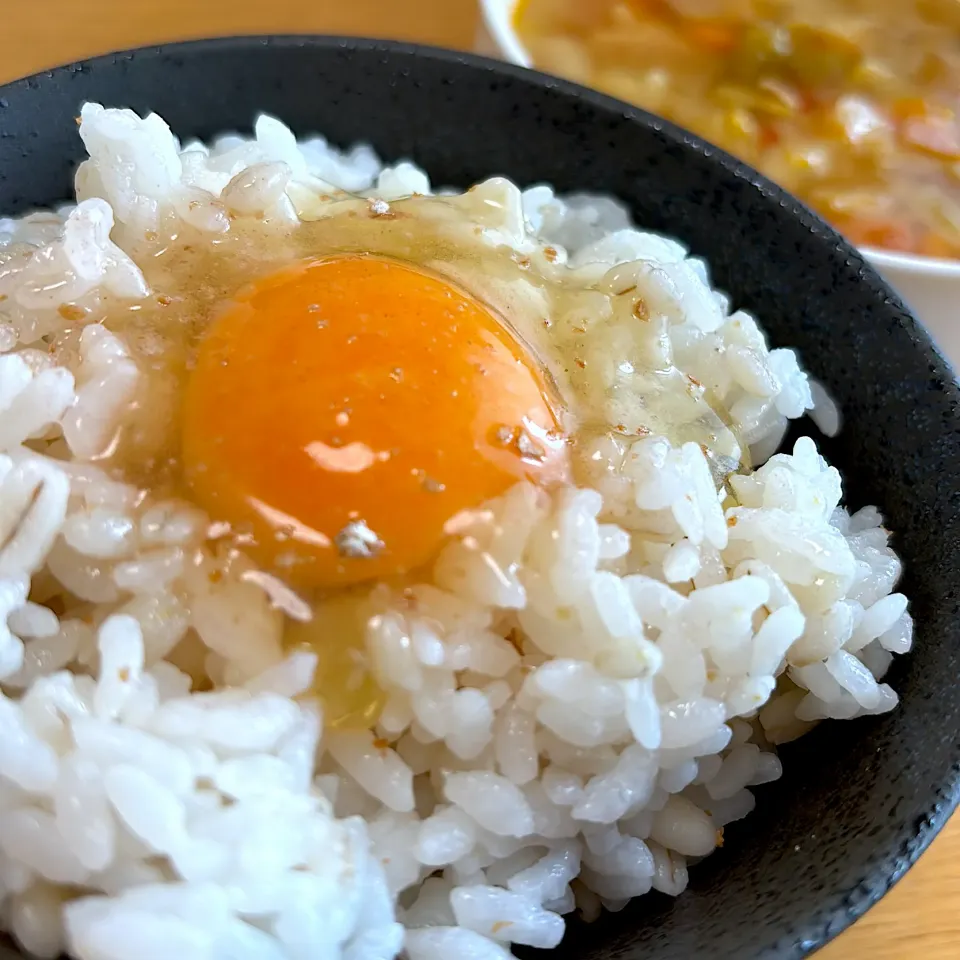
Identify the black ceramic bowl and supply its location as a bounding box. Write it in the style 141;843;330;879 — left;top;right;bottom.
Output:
0;35;958;960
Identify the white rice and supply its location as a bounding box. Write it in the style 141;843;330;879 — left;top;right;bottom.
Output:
0;105;911;960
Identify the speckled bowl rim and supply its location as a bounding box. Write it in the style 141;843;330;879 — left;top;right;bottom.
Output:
2;34;959;960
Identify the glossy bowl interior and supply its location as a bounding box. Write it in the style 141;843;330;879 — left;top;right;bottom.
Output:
478;0;960;361
1;36;959;960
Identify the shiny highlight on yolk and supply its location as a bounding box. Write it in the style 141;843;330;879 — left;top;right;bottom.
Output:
181;255;567;587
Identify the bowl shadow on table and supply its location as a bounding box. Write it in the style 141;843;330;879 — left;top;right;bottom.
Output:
0;35;958;960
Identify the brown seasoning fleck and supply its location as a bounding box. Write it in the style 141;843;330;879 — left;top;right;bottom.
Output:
58;303;87;322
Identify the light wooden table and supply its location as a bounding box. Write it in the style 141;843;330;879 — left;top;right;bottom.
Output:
2;2;958;957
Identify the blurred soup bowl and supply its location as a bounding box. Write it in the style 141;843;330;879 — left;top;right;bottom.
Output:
478;0;960;365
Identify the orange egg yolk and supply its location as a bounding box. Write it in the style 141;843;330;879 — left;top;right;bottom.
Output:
181;255;567;587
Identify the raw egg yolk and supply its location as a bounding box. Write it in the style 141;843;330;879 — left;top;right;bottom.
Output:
181;255;567;587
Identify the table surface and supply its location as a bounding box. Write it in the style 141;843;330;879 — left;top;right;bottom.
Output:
2;1;958;957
